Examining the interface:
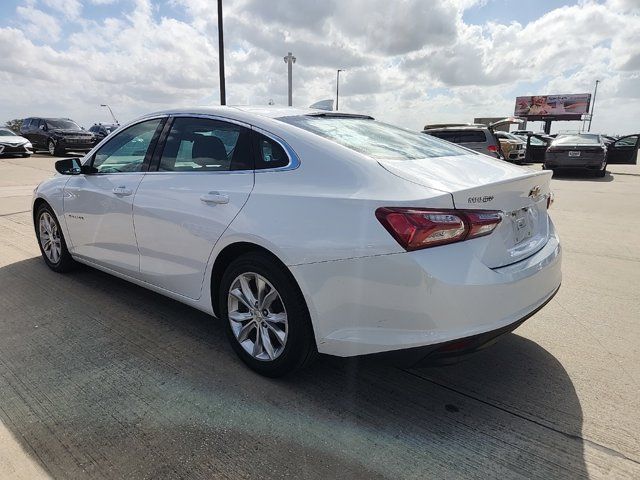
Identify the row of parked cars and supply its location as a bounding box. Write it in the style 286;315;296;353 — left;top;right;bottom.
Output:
0;117;119;157
422;121;639;176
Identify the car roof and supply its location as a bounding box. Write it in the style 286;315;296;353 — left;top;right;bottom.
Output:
423;124;488;131
141;105;373;125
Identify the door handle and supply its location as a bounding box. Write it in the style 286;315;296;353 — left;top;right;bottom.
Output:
200;191;229;204
112;186;133;196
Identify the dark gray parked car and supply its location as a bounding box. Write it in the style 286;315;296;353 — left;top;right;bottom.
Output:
544;133;608;176
20;117;95;156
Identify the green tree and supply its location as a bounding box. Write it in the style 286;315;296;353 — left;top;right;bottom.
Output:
4;119;23;134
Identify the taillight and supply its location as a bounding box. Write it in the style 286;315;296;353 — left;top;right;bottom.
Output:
487;145;498;153
375;208;502;251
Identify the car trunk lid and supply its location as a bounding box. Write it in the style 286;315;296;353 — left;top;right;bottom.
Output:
378;154;552;268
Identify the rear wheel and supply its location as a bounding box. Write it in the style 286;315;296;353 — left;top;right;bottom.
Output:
35;203;75;272
219;252;316;377
596;164;607;177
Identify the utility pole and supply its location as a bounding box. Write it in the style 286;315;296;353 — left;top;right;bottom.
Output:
217;0;226;105
284;52;296;106
336;69;343;111
100;104;118;124
587;79;600;132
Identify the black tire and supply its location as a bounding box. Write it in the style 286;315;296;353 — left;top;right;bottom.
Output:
48;139;63;156
596;166;607;177
34;203;75;272
219;252;317;377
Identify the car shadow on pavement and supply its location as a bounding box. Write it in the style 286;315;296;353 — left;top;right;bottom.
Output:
0;257;586;479
551;169;614;182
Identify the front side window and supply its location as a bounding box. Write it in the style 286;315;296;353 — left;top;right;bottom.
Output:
158;117;252;172
92;119;162;173
279;116;468;160
457;130;486;143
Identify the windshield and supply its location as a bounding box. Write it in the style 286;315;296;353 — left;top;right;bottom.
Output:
46;119;81;130
0;128;16;136
278;116;470;160
552;134;600;146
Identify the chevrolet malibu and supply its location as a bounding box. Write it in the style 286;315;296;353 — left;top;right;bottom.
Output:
32;107;561;376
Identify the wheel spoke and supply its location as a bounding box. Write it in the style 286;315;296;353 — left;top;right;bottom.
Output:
256;276;267;305
237;321;256;343
229;288;252;310
239;275;257;307
266;312;287;324
260;287;278;311
265;322;286;346
252;326;263;357
228;311;252;323
260;326;276;360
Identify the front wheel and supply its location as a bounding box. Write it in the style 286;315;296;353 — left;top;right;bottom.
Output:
219;252;317;377
48;139;63;156
35;204;75;272
596;164;607;177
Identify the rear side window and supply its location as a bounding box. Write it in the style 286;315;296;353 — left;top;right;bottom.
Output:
278;116;468;160
158;117;253;172
253;132;289;169
427;131;457;142
457;130;486;143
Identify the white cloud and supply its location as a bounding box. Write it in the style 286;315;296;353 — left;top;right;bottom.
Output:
0;0;638;135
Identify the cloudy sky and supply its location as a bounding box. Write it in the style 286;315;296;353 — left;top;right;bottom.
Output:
0;0;638;134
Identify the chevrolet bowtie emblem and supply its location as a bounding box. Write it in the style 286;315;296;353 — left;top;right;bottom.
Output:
529;185;541;198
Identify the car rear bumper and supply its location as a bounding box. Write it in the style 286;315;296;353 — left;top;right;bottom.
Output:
291;221;562;357
545;152;606;169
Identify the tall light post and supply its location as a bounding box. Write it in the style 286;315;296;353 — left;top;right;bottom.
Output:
100;104;118;124
587;79;600;132
284;52;296;106
217;0;226;105
336;69;344;111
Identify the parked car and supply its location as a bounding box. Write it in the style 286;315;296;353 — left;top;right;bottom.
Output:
89;123;119;144
512;133;553;163
606;134;639;165
0;127;32;157
423;124;503;158
20;117;95;156
494;131;526;163
423;118;524;159
544;133;608;176
33;106;561;377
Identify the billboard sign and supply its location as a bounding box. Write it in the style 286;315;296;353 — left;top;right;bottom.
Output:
514;93;591;121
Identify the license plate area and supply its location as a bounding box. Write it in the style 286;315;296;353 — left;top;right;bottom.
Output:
568;151;581;157
510;208;534;244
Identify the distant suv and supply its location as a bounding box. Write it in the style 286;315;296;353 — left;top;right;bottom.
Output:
20;117;95;156
423;124;503;158
89;123;119;144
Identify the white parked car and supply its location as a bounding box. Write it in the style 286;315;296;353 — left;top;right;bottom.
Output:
32;107;561;376
0;127;32;157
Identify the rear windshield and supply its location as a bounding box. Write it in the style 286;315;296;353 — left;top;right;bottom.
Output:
427;129;486;143
552;134;600;145
277;116;469;160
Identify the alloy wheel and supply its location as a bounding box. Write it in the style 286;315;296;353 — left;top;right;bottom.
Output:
39;211;62;264
227;272;288;361
48;140;55;155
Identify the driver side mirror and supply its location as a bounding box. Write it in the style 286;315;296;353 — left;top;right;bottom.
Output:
55;158;84;175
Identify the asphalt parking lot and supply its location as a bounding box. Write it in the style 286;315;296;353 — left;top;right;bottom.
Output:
1;153;639;479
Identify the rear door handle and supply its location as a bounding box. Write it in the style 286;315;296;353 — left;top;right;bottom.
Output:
200;191;229;205
112;186;133;196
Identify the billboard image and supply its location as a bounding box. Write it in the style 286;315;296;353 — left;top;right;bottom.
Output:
514;93;591;120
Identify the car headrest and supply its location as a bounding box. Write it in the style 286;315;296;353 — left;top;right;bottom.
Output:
192;135;227;166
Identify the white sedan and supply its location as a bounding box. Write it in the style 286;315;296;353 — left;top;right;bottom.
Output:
32;106;561;376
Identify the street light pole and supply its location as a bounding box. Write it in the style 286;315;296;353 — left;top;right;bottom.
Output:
336;69;343;111
217;0;226;105
283;52;296;106
587;79;600;132
100;104;118;124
